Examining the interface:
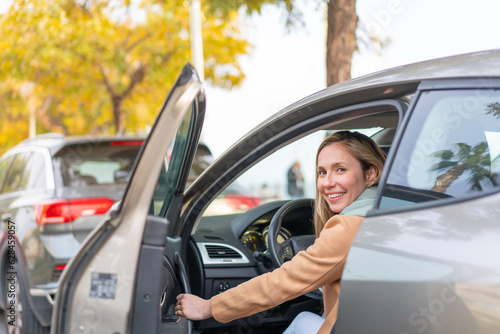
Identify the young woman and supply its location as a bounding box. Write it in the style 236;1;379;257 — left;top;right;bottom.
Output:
176;131;387;334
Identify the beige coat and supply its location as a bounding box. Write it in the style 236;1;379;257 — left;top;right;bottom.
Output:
210;215;364;334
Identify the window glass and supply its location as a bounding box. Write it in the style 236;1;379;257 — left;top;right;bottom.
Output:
150;104;194;217
54;142;142;186
3;153;31;193
188;144;213;186
0;156;15;193
380;89;500;208
27;151;47;189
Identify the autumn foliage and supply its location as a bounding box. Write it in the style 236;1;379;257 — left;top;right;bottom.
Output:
0;0;253;153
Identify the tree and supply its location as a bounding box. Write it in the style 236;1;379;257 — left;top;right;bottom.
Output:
1;0;360;155
486;101;500;119
0;0;252;153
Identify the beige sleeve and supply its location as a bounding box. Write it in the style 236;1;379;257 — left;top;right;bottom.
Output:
210;215;362;323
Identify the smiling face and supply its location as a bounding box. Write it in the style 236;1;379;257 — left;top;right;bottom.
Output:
317;142;376;214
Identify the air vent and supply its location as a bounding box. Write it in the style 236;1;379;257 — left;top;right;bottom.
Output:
197;242;250;265
206;245;242;259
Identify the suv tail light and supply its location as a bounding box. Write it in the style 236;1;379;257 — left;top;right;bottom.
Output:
50;264;67;282
224;194;261;210
35;198;114;225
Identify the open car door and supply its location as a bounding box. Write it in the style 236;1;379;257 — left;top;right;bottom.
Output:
51;64;205;334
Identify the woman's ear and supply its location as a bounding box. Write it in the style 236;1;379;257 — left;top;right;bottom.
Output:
365;165;378;186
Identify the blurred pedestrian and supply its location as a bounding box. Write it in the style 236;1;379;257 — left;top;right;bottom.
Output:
287;161;304;198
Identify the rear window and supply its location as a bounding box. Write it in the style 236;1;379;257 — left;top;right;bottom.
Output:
53;141;142;187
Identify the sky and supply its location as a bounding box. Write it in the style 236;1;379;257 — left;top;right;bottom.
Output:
203;0;500;157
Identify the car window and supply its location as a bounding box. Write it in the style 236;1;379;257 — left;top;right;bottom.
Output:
53;142;142;187
0;155;15;193
380;89;500;208
150;103;195;217
24;151;47;190
188;144;213;184
2;152;31;193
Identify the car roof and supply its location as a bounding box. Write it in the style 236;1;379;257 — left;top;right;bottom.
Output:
271;48;500;121
331;48;500;91
241;49;500;151
6;133;145;156
4;132;213;160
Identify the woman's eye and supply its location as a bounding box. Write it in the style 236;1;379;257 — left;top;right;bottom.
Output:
318;170;326;176
337;168;346;173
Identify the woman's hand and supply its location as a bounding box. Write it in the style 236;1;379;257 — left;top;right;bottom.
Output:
176;294;212;321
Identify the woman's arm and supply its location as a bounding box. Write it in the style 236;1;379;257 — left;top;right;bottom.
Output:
176;215;362;324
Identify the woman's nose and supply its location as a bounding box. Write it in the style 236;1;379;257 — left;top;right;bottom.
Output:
322;173;336;187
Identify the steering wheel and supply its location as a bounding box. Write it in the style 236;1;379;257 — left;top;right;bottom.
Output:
267;198;322;300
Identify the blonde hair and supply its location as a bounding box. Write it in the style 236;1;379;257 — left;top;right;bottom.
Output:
313;131;386;236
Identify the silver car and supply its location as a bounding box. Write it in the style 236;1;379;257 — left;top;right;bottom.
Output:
0;134;143;333
51;50;500;334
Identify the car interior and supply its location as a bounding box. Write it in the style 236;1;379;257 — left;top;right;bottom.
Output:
177;108;402;333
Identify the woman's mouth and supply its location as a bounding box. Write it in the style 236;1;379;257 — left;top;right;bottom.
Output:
327;192;345;200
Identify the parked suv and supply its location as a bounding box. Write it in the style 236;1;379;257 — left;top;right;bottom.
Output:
0;133;145;329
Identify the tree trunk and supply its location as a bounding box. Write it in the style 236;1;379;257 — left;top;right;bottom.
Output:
112;96;125;134
98;61;147;135
326;0;358;86
431;164;467;193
